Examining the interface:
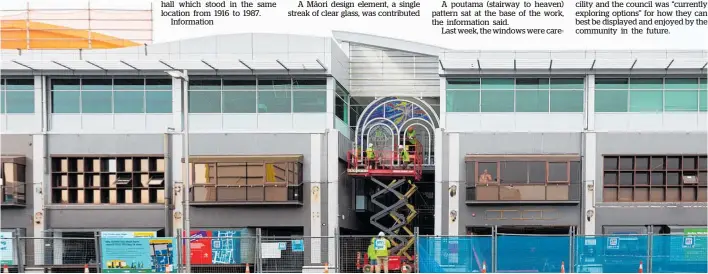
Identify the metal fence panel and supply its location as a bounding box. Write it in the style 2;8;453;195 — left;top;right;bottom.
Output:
184;236;257;273
497;235;570;273
259;236;333;273
21;237;98;267
417;236;492;273
574;235;648;273
651;235;708;273
339;235;415;273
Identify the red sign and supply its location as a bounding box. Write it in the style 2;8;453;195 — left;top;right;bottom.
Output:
184;230;213;264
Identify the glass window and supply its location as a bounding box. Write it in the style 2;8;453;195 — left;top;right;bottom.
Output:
481;89;514;112
595;90;628;112
222;80;256;113
528;162;546;183
548;162;568;182
293;79;326;113
146;79;172;113
596;78;628;89
629;89;663;112
258;79;291;113
447;89;480;112
81;79;112;113
189;80;221;113
550;78;583;90
515;79;549;112
53;91;81;113
500;161;527;183
294;90;326;112
51;78;81;91
630;78;662;90
550;90;584;112
700;78;707;112
665;89;698;111
113;78;144;90
481;78;514;90
4;79;34;113
335;84;349;122
114;90;144;113
113;79;144;113
448;78;480;90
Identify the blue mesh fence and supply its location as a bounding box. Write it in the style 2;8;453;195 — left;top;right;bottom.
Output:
417;236;492;273
574;235;648;273
496;235;570;273
651;235;708;273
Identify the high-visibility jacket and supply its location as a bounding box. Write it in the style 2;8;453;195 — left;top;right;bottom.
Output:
367;244;377;261
407;129;417;144
400;149;410;162
371;237;391;257
366;147;376;159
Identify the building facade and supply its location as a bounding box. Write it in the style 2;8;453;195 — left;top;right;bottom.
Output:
1;32;706;269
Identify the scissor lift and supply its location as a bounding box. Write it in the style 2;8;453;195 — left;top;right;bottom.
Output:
347;141;423;263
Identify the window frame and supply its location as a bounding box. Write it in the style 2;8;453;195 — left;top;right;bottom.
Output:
602;155;708;202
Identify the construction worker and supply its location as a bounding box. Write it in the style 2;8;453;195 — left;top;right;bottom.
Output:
406;126;417;145
372;231;391;273
398;144;410;168
367;242;377;272
366;143;376;168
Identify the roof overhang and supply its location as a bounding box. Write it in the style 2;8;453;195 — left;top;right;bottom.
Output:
439;58;707;75
1;59;328;75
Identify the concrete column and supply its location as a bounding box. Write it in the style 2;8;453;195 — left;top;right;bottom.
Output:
309;134;323;264
326;77;335;129
434;128;443;236
32;75;47;265
439;75;447;128
447;133;460;235
583;74;597;235
170;77;184;236
326;129;339;267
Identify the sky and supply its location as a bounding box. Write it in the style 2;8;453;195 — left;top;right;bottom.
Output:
1;0;707;50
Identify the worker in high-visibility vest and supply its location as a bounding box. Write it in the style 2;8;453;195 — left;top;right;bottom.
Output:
365;143;376;168
367;242;378;271
406;127;416;144
398;144;410;168
371;232;391;273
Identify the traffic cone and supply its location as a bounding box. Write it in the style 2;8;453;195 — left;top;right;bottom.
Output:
84;264;89;273
166;264;171;273
245;263;251;273
3;265;8;273
481;261;487;273
638;261;643;273
560;261;565;273
401;263;410;273
324;262;329;273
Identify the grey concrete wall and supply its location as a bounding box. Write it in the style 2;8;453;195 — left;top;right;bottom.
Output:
190;206;308;228
47;205;166;229
595;133;708;230
461;205;581;229
0;134;34;232
48;134;165;155
458;133;583;232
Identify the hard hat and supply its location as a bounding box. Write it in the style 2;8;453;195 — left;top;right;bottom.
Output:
368;143;373;147
378;231;385;237
398;145;404;149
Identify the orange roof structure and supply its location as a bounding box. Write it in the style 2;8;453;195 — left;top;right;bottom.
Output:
1;20;141;49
